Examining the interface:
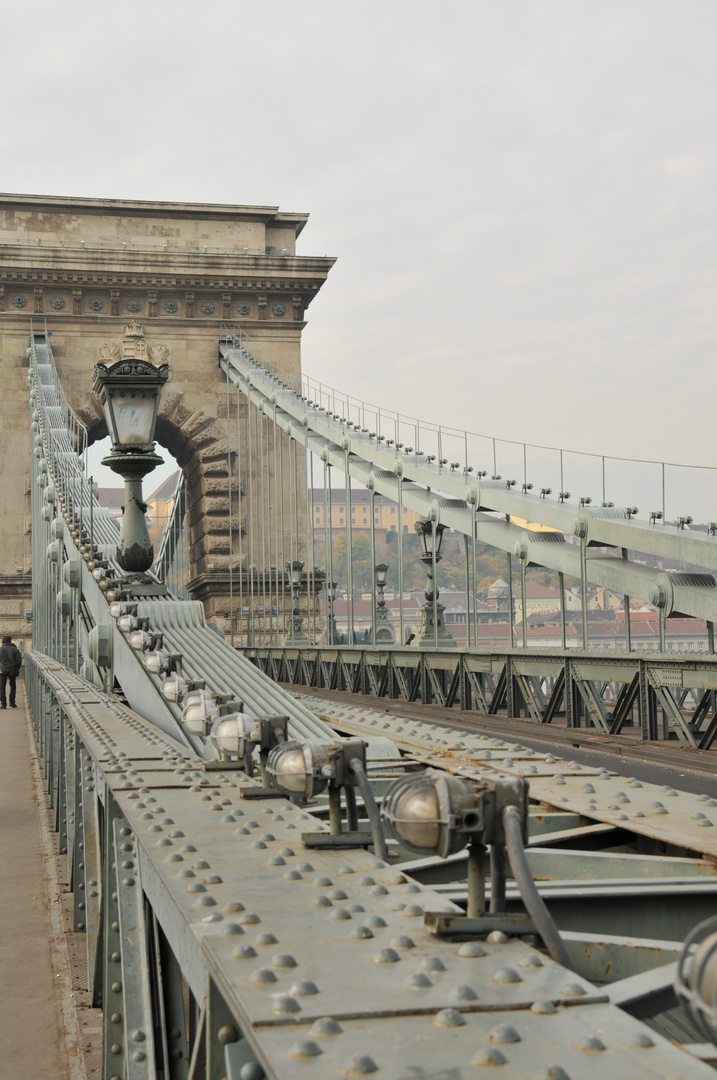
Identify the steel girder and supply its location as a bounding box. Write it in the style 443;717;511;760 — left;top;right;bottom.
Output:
26;651;717;1079
246;644;717;748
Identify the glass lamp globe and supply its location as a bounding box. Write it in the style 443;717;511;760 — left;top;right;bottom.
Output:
209;711;259;758
182;690;215;735
381;769;479;859
267;739;330;799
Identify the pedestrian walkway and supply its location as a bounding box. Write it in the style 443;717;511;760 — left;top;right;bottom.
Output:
0;678;66;1077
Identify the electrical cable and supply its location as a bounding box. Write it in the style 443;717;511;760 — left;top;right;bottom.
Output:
349;759;389;862
502;805;574;970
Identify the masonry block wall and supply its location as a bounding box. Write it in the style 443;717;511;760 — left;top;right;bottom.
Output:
0;194;334;635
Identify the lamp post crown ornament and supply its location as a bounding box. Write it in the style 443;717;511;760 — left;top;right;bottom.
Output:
98;321;170;367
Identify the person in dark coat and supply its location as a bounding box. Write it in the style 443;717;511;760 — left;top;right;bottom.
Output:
0;635;22;709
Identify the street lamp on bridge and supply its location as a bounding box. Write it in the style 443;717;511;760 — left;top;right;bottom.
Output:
373;562;395;644
283;559;310;646
321;578;340;646
414;518;453;648
92;355;168;586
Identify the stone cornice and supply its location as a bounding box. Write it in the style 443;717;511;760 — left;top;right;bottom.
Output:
0;249;335;280
0;268;325;291
0;192;310;234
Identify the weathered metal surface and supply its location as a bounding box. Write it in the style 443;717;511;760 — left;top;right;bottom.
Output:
27;653;717;1079
303;694;717;857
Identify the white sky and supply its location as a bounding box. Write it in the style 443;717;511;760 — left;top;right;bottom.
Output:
6;1;716;514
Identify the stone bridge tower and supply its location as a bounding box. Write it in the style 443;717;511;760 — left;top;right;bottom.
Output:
0;194;334;641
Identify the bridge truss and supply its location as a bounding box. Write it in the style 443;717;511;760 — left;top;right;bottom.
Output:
23;326;717;1078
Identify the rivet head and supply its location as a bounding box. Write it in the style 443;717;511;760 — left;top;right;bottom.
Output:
111;981;122;992
404;972;432;989
534;1068;571;1079
312;895;333;908
131;1030;145;1042
131;1050;146;1063
283;869;302;880
573;1036;606;1052
217;1024;239;1044
314;876;333;887
419;957;446;973
309;1016;343;1036
531;1001;557;1014
349;925;374;940
373;948;400;963
250;968;277;984
341;1052;378;1074
271;994;301;1014
369;884;389;895
519;954;543;968
458;942;486;958
111;1012;122;1023
448;983;477;1002
401;903;423;917
239;912;261;924
270;953;297;968
329;908;352;921
492;967;522;983
110;1043;122;1055
558;983;586;997
488;1023;521;1044
390;935;415;950
289;1038;323;1058
471;1047;507;1066
328;888;348;901
486;931;508;944
290;979;319;996
232;944;257;959
255;932;278;945
433;1007;466;1027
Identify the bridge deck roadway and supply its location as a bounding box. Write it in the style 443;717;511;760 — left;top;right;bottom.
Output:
0;679;95;1080
286;685;717;799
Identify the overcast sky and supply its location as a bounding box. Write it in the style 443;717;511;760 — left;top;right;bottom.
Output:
5;1;716;516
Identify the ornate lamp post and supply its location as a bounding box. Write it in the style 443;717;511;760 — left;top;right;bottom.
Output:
373;562;395;644
321;579;340;645
414;519;453;648
283;559;310;645
92;354;168;588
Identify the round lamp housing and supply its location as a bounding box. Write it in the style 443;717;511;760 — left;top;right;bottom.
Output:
267;739;330;799
209;711;260;759
381;769;483;859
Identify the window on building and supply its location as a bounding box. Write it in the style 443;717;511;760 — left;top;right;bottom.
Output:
391;507;395;514
403;507;407;514
403;525;408;532
339;517;344;524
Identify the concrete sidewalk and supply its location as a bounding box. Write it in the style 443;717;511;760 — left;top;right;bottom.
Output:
0;679;66;1079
